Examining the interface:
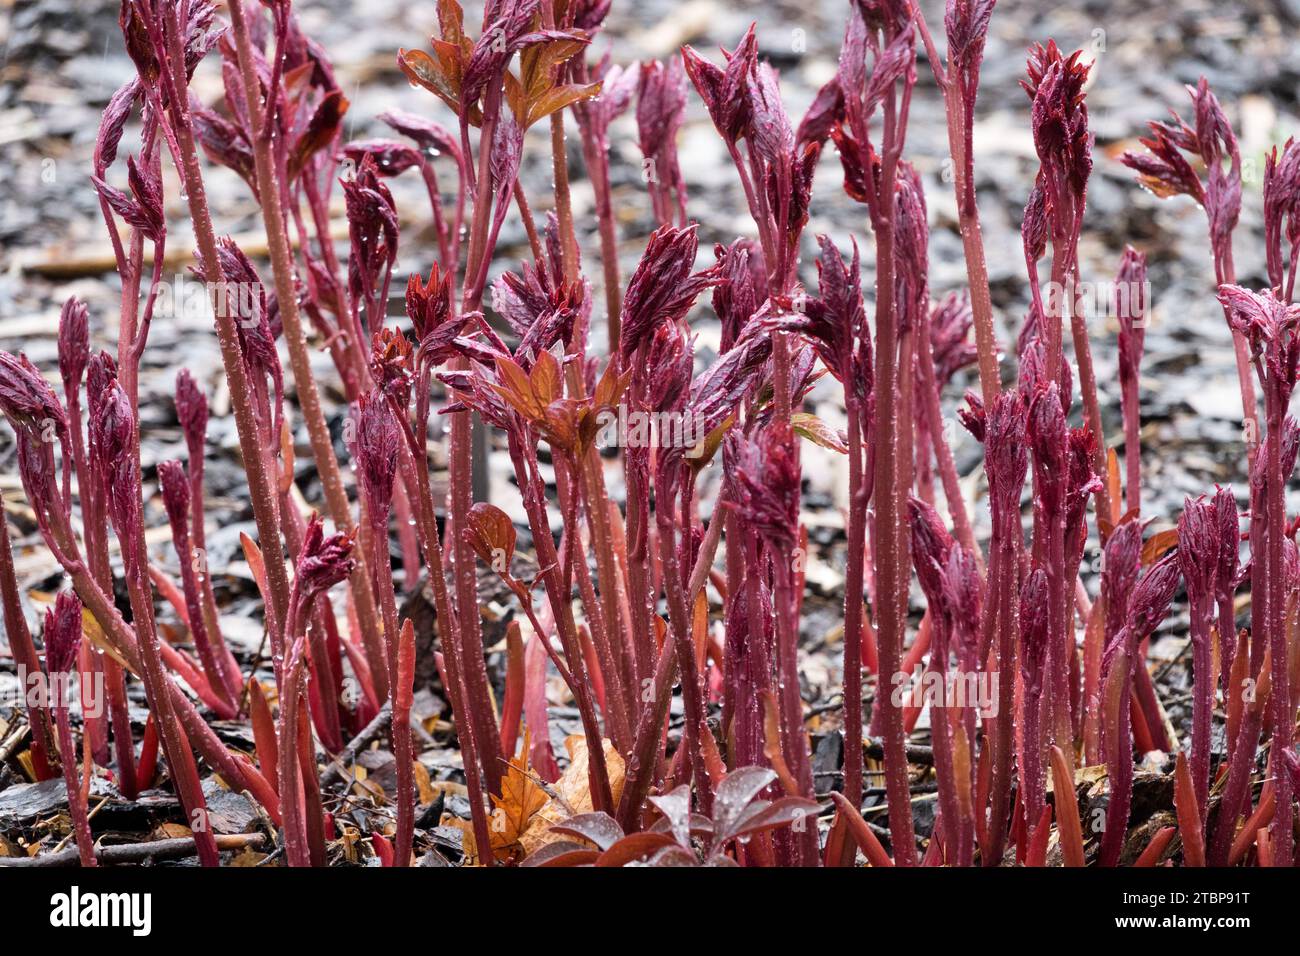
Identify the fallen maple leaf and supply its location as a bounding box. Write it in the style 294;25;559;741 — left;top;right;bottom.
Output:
489;733;548;862
519;735;625;858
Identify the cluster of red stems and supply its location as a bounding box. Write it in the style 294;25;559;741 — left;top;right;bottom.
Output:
2;0;1299;868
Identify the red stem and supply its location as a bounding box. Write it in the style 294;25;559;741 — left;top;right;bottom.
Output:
155;3;291;656
912;5;1001;407
0;498;57;779
980;509;1019;863
1120;371;1142;515
1264;393;1293;865
223;0;390;702
868;102;919;866
451;76;507;800
842;399;867;810
53;703;96;866
119;510;221;867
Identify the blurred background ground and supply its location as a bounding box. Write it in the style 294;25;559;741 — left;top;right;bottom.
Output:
5;0;1300;529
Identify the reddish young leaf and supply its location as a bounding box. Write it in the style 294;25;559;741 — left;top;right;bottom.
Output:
1133;826;1177;867
248;678;280;794
828;791;894;868
1049;745;1085;867
1023;804;1054;868
1173;752;1206;866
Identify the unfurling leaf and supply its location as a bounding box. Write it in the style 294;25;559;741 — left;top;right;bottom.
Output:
467;502;517;574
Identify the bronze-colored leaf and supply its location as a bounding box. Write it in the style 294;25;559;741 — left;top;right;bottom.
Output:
539;398;583;451
289;90;349;182
431;38;468;88
526;82;602;128
1106;447;1122;525
467;502;517;572
437;0;466;49
503;72;526;127
592;360;632;410
687;415;734;470
530;349;562;405
491;355;542;419
518;38;589;99
281;62;315;103
1049;744;1085;867
792;411;848;453
1141;527;1179;566
398;48;461;117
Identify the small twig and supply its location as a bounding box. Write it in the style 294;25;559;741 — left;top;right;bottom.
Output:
50;795;110;854
237;626;272;717
319;701;393;789
2;833;266;868
514;760;573;817
864;737;935;767
258;841;287;866
0;717;32;764
806;694;847;719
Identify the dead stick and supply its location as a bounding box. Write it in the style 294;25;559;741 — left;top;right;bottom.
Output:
319;701;393;789
1;833;266;868
0;718;32;764
864;737;935;767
